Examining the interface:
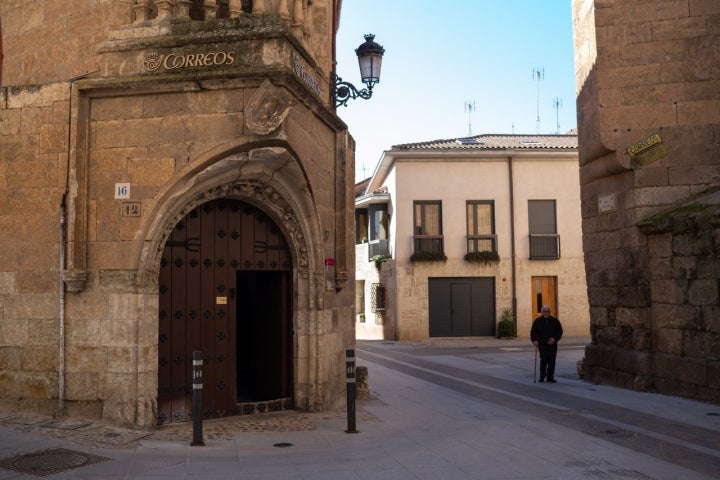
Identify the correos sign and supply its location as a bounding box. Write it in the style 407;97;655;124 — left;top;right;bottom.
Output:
144;50;236;71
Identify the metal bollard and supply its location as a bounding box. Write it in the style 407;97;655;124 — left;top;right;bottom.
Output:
191;351;205;446
345;348;358;433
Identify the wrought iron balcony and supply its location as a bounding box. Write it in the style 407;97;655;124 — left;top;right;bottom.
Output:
466;235;497;255
529;234;560;259
413;235;444;254
368;239;389;259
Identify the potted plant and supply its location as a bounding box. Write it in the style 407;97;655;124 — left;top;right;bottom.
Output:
410;251;447;262
371;254;391;270
464;250;500;263
497;307;516;338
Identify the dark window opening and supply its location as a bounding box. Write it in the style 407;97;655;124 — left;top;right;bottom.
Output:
528;199;560;259
466;201;497;254
413;201;443;253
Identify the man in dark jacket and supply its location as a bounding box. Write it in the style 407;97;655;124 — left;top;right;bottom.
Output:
531;305;563;383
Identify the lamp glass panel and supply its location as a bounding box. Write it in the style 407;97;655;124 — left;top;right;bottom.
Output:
358;55;382;84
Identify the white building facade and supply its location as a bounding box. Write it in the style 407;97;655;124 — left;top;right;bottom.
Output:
355;134;590;341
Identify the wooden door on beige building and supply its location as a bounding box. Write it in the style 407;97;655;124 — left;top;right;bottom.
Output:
531;276;558;318
158;199;292;424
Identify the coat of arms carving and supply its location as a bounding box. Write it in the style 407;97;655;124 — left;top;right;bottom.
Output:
246;80;296;135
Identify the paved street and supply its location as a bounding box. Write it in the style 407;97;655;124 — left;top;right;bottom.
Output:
1;337;719;479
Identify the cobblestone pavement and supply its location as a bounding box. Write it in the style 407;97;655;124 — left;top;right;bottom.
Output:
0;408;380;448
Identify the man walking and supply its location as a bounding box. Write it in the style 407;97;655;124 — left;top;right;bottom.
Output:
531;305;563;383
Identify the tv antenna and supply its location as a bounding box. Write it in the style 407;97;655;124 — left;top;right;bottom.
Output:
553;97;563;134
464;100;476;137
532;67;544;133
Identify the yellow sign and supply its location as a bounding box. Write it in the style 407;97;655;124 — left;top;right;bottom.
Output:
631;143;668;169
627;133;667;168
216;296;227;305
627;133;662;157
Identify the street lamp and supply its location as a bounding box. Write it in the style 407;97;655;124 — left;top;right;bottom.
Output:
332;34;385;108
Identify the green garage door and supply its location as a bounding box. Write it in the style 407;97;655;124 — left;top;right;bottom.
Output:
428;277;495;337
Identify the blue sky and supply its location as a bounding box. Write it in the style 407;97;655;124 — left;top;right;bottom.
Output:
335;1;578;181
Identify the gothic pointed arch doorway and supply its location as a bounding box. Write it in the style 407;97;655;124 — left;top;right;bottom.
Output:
157;198;293;425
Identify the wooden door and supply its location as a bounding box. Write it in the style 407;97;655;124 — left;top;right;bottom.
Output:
531;276;558;318
158;199;291;424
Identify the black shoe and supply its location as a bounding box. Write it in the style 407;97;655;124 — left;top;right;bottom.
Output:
547;378;557;383
538;377;545;383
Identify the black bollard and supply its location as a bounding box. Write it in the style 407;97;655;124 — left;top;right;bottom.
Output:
345;348;358;433
191;351;205;446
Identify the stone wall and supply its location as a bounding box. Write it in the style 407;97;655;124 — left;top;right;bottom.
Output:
638;194;720;402
0;0;354;426
0;82;68;415
573;0;720;403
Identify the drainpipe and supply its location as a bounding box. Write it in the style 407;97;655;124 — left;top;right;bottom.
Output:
508;156;518;335
59;196;67;413
58;76;75;413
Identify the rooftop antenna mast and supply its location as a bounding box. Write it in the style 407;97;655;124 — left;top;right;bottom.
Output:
464;100;475;137
532;67;544;133
553;97;563;134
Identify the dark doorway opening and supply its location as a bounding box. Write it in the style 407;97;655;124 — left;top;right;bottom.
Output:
236;270;292;402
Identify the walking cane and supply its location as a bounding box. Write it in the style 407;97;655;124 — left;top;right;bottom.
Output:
533;344;538;384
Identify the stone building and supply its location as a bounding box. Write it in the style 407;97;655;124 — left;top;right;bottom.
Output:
0;0;357;426
573;0;720;403
355;134;590;342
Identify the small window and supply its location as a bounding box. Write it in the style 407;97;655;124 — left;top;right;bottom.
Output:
413;201;443;253
369;204;388;242
466;201;497;253
371;283;385;312
528;200;560;259
355;209;368;244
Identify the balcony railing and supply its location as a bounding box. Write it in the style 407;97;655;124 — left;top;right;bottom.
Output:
466;234;497;254
132;0;307;26
368;239;389;259
414;235;444;254
529;234;560;259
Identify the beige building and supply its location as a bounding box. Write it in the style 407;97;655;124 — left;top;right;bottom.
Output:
574;0;720;403
355;134;590;341
0;1;358;426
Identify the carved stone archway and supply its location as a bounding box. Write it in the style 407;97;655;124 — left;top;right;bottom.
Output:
134;145;326;425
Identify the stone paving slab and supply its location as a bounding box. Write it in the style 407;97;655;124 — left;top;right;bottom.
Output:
0;338;717;480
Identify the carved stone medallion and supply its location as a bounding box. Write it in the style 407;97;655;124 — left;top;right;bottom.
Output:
245;80;296;135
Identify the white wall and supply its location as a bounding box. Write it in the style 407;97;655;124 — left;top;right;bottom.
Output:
356;151;590;341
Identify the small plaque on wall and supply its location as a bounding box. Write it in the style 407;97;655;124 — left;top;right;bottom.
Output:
598;194;616;214
121;202;141;217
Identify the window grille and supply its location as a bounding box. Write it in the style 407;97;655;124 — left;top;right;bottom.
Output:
368;239;389;259
529;234;561;259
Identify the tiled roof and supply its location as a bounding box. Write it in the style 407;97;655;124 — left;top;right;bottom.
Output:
354;177;370;198
392;133;577;151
